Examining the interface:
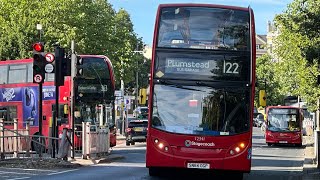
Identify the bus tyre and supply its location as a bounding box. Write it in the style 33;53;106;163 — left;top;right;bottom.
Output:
231;172;243;180
267;143;272;147
148;167;160;177
296;143;302;147
131;141;135;145
126;141;130;146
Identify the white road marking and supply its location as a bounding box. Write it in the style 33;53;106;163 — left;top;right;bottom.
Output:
251;166;303;171
0;171;34;175
6;177;30;180
0;167;57;172
94;162;146;167
22;169;58;172
47;169;79;176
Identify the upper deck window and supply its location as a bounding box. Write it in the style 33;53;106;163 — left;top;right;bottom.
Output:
81;57;110;80
157;7;250;50
0;65;8;84
8;64;28;84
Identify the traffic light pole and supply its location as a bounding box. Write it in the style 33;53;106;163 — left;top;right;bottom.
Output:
135;61;139;109
38;82;43;157
70;41;76;159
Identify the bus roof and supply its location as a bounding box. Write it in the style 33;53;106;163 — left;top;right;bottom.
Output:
267;106;301;110
158;3;250;11
0;58;32;65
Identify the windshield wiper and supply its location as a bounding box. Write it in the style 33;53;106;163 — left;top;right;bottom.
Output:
157;79;202;92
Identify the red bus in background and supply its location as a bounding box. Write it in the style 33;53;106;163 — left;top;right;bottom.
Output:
265;106;303;147
73;55;116;147
0;55;116;151
146;4;256;179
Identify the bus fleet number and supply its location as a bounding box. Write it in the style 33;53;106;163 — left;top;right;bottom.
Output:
223;61;240;74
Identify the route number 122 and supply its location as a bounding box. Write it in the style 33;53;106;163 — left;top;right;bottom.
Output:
223;61;240;74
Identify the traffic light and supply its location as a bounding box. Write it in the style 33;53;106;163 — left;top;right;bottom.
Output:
54;46;65;86
32;42;56;84
32;42;45;83
76;55;83;76
259;90;267;107
139;88;147;105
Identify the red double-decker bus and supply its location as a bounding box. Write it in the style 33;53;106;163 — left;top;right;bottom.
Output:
146;4;256;178
265;106;303;147
0;55;116;150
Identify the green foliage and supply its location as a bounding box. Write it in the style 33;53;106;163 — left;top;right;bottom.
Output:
272;0;320;111
0;0;148;90
255;54;284;107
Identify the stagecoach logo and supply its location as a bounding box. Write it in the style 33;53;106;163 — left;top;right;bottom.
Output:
185;140;192;147
2;88;15;102
184;140;215;147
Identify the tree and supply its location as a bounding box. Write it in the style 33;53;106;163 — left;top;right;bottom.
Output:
273;0;320;111
255;54;283;107
0;0;145;91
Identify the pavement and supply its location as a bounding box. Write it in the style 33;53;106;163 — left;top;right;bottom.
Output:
302;135;320;178
67;133;127;166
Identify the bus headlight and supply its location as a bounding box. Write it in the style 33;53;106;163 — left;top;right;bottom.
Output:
227;141;248;157
153;137;170;153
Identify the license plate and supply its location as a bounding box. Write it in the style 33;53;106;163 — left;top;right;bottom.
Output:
187;163;210;169
279;141;288;143
133;127;143;132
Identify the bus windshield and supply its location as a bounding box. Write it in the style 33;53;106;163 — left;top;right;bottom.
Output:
151;84;250;136
267;108;301;132
76;57;114;103
158;7;250;50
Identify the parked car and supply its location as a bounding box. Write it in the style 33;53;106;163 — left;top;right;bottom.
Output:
125;119;148;146
254;113;265;127
133;106;149;118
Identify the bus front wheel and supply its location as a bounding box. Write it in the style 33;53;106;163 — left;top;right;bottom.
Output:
148;167;160;177
295;143;302;147
227;172;243;180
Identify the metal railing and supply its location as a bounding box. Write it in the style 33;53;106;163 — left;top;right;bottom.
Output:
0;118;60;159
0;118;110;160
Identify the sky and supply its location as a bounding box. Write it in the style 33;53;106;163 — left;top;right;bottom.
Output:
109;0;293;45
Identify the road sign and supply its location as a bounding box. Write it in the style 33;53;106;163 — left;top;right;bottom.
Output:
34;74;43;83
45;53;55;62
45;64;54;73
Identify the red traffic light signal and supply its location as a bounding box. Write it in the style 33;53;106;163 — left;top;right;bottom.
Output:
33;42;44;52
